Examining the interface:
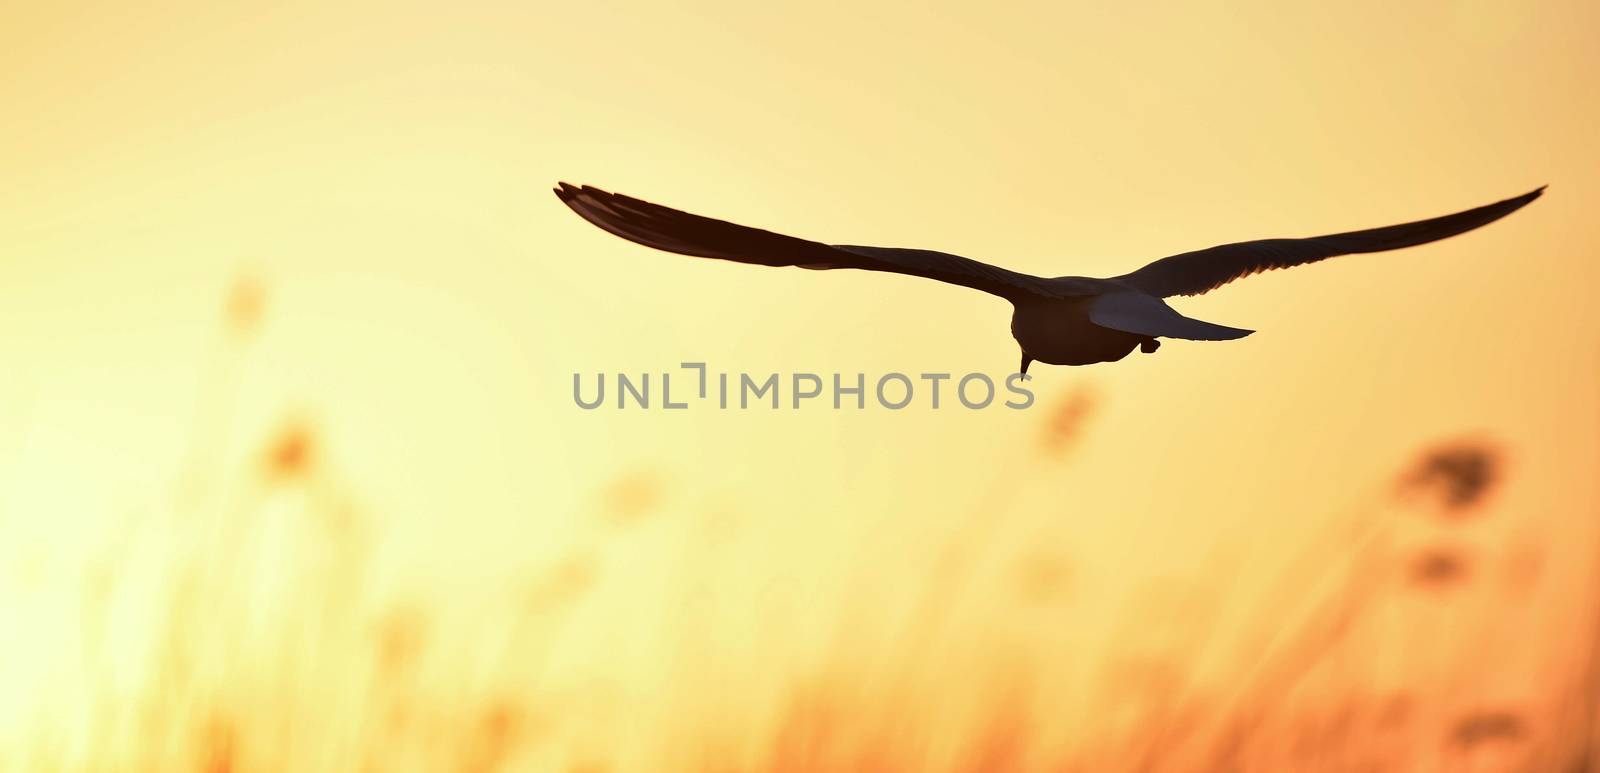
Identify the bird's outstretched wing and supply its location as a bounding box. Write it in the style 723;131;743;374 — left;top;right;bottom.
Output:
554;183;1083;301
1115;187;1545;298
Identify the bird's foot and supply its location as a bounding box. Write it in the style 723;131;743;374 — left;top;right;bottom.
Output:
1140;338;1161;354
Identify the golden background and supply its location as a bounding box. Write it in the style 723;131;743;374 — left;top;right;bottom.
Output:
1;1;1597;770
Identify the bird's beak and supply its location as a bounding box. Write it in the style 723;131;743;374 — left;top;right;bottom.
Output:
1020;354;1032;375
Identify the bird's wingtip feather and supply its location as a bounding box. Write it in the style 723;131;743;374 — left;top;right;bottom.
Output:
1493;185;1545;210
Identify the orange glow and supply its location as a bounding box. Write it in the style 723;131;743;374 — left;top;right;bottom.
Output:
2;1;1598;770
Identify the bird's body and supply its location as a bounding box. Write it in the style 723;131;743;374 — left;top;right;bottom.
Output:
1012;294;1146;367
555;182;1543;372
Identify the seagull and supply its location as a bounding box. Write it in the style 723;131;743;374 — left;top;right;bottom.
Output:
554;183;1543;372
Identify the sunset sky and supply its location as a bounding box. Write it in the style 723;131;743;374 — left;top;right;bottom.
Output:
1;1;1597;769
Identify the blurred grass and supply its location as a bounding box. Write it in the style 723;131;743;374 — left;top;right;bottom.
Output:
5;280;1598;772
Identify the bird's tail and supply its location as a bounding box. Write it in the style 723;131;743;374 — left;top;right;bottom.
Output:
1086;292;1254;340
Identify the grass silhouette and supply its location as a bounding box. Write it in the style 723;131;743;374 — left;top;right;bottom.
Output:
6;280;1596;772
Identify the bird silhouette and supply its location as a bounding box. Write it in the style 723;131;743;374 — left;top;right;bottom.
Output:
555;183;1543;372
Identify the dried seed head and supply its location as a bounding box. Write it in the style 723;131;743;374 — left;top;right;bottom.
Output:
1397;439;1502;516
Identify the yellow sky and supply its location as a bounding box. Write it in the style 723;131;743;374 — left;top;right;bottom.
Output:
1;1;1598;768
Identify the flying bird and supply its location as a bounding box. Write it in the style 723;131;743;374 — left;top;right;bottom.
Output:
554;183;1543;372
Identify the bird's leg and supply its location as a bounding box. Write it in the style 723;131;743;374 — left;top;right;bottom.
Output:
1020;352;1033;375
1140;338;1161;354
